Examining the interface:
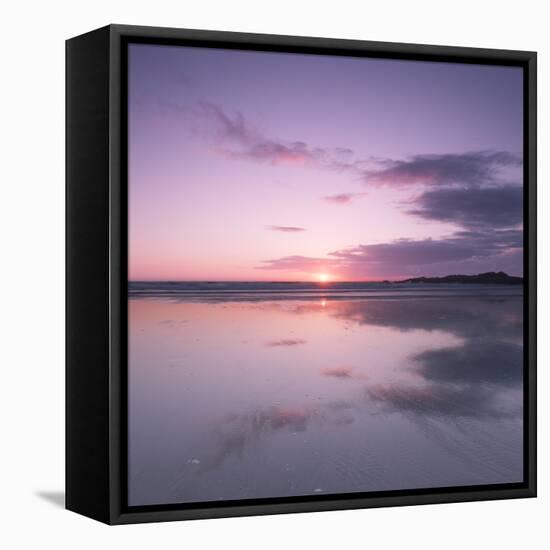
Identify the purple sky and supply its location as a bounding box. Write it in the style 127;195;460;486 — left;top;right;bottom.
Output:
128;43;523;281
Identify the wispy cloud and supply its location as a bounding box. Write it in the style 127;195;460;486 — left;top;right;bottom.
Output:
198;101;358;169
257;255;331;272
323;193;368;204
265;339;307;347
266;225;307;233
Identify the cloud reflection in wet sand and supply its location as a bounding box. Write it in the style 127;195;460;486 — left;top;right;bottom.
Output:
321;366;368;380
129;292;523;504
200;296;522;468
196;404;356;473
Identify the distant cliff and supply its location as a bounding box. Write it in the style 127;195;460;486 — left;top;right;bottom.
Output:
397;271;523;285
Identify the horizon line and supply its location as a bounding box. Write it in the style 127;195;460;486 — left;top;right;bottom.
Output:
128;271;522;284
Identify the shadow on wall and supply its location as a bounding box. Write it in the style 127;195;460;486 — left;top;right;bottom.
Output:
35;491;65;509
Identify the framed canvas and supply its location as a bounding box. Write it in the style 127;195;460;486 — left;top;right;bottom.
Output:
66;24;537;525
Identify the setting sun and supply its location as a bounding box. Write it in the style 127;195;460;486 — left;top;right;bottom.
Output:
316;273;331;283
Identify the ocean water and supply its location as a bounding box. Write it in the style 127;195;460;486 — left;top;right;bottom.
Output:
128;282;524;506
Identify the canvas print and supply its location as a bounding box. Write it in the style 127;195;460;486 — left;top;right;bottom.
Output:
127;44;524;507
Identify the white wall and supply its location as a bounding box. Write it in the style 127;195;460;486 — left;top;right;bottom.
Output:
1;1;546;547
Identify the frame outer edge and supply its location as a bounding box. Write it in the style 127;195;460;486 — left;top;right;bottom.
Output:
66;26;112;524
98;24;537;524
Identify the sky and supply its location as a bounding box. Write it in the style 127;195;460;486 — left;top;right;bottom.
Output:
128;43;524;282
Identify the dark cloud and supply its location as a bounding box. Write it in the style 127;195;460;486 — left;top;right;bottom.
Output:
259;228;523;278
266;225;307;233
332;238;481;266
332;229;523;273
323;193;368;204
383;152;525;239
408;185;523;229
363;151;521;187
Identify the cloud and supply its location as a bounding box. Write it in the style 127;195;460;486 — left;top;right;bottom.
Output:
408;185;523;229
258;228;523;278
198;101;356;169
195;102;523;199
332;238;479;266
265;339;307;347
257;255;331;272
331;228;522;268
363;151;521;187
323;193;368;204
198;101;253;143
163;99;525;280
194;104;524;241
266;225;307;233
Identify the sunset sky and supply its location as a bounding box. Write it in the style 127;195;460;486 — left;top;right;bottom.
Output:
128;43;523;282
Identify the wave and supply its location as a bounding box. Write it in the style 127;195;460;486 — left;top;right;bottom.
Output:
128;281;523;302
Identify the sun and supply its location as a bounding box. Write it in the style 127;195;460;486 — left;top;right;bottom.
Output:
316;273;331;283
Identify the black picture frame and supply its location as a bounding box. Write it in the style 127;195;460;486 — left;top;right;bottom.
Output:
66;24;537;525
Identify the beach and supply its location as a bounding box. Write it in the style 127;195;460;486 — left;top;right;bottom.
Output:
128;283;524;506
